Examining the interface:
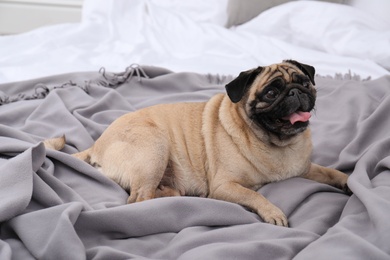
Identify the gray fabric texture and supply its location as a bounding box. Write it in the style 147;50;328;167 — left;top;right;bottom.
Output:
0;65;389;259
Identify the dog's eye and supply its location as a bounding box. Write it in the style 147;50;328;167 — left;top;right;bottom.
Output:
264;89;279;101
302;80;310;88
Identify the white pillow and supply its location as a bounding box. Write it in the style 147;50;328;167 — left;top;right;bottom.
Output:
236;1;390;69
148;0;229;26
225;0;347;27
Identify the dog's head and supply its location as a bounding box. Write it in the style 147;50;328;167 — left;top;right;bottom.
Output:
225;60;316;139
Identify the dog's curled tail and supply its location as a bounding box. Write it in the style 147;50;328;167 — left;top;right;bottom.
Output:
43;135;66;151
43;135;92;163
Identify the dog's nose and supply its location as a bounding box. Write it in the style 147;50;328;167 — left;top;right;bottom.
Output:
288;89;302;97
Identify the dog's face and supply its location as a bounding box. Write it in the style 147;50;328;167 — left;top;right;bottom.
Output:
226;60;317;139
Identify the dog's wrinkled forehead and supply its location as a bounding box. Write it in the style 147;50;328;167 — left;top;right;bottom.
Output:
257;63;313;87
225;60;315;103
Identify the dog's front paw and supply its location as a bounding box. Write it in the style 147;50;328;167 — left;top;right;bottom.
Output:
259;205;289;227
343;183;353;195
337;173;352;195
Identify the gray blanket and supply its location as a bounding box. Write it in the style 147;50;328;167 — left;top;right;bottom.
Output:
0;65;389;259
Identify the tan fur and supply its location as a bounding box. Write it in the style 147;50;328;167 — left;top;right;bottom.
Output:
43;135;66;150
44;61;350;227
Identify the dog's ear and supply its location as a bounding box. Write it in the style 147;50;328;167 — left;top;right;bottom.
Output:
285;60;316;85
225;67;263;103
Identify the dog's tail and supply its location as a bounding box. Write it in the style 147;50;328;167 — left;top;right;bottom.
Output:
43;135;66;151
43;135;92;163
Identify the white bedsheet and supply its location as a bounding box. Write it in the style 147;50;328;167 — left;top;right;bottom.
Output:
0;0;389;84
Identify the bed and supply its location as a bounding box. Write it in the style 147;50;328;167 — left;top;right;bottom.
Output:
0;0;389;259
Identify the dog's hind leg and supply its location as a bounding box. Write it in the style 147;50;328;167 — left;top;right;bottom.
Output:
98;135;170;204
155;185;182;198
73;148;92;163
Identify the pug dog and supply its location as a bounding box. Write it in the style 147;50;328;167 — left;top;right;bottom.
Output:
46;60;350;227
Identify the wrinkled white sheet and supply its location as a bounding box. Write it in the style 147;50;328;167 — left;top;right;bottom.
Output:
0;0;389;83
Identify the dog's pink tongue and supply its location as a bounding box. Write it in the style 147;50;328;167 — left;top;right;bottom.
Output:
283;111;311;125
